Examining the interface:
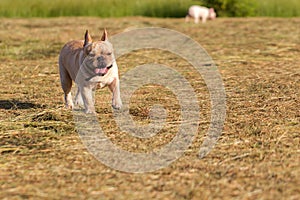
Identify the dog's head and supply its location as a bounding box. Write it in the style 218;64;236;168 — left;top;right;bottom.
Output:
209;8;216;20
83;29;115;76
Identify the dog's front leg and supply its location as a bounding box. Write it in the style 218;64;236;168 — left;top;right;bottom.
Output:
74;86;84;108
80;86;96;114
108;77;122;110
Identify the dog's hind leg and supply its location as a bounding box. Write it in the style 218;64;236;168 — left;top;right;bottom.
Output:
59;64;74;109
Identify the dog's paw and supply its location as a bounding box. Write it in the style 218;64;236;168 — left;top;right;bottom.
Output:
112;99;122;110
75;99;84;107
65;94;74;109
84;108;96;114
65;102;74;110
75;93;84;107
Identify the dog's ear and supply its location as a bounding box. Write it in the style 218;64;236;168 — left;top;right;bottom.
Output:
84;44;93;55
101;29;108;41
84;30;93;47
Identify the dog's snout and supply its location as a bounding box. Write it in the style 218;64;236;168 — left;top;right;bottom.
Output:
96;56;106;68
97;56;104;62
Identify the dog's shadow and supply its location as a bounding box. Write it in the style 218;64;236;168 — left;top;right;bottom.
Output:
0;99;44;110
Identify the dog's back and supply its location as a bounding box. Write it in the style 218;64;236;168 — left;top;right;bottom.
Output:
59;40;84;81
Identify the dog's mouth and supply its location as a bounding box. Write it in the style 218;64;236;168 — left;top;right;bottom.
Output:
85;64;113;81
94;64;113;76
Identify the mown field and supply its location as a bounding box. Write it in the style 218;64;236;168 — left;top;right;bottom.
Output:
0;17;299;199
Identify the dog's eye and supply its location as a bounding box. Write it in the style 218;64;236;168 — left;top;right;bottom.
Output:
89;53;96;57
107;52;112;56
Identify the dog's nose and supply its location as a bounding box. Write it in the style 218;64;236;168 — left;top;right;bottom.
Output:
97;56;104;62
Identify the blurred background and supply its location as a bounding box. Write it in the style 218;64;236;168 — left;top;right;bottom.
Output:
1;0;300;18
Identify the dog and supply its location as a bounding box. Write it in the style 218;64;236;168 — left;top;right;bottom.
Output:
59;29;122;113
186;5;216;23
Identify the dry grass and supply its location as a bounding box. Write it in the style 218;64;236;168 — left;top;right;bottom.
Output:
0;17;299;199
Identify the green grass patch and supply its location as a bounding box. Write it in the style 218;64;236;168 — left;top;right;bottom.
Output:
1;0;300;18
199;0;300;17
0;0;194;18
256;0;300;17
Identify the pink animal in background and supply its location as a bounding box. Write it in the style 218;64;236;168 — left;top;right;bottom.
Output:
186;5;217;23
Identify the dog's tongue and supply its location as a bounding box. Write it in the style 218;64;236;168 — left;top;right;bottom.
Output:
94;67;108;75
